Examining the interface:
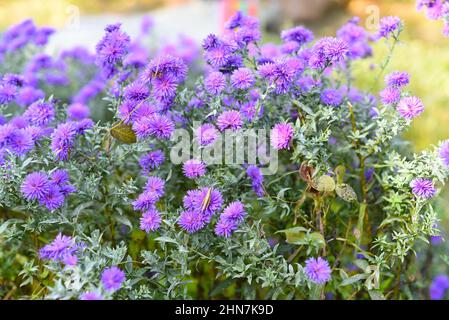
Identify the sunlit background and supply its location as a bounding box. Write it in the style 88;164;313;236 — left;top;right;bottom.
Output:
1;0;448;214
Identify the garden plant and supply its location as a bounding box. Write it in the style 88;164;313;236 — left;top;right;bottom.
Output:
1;5;449;300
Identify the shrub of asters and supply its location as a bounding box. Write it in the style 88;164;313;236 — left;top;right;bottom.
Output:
0;11;448;300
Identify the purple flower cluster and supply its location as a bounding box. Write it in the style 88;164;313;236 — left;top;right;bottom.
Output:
178;187;223;233
281;26;314;47
51;120;93;161
214;201;246;237
140;54;187;105
417;0;449;37
309;37;349;70
246;165;264;197
95;23;130;79
21;170;76;211
132;113;174;140
133;176;165;233
139;149;165;173
336;17;372;60
379;71;410;105
320;88;344;107
375;16;402;39
224;11;261;46
429;275;449;299
202;34;242;73
39;233;80;266
304;257;332;284
0;19;54;58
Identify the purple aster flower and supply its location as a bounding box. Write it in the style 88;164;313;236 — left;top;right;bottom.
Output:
183;187;223;217
132;191;159;212
377;16;402;39
336;18;372;60
10;116;29;129
385;71;410;88
151;74;178;101
21;172;50;201
304;257;332;284
141;54;188;84
240;100;263;122
19;126;47;142
95;23;130;79
9;129;34;156
39;184;65;211
39;233;78;264
178;210;206;233
270;123;294;150
23;101;55;127
2;73;25;87
297;76;320;93
430;275;449;300
132;114;174;140
80;292;103;300
196;124;219;146
309;37;349;69
16;86;45;107
431;235;443;245
101;266;125;292
230;68;255;90
67;103;90;120
139;150;165;173
123;81;149;102
247;165;265;197
280;41;300;54
144;176;165;197
380;86;401;105
397;96;424;119
51;122;77;161
214;218;238;237
50;169;69;186
439;140;449;167
204;46;230;69
183;159;206;179
216;110;243;132
410;178;436;199
281;26;314;45
0;124;15;147
0;83;17;105
205;71;226;95
74;118;94;135
221;201;246;222
140;208;162;232
320;88;344;107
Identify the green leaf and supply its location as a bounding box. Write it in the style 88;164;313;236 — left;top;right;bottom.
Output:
368;290;385;300
276;227;307;244
340;273;368;287
110;122;137;144
336;184;357;202
209;278;235;297
155;236;178;245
